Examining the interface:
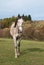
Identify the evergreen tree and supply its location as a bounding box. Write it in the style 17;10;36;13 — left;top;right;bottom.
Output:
28;15;31;21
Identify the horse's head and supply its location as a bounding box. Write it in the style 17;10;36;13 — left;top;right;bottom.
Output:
17;16;24;26
15;16;24;27
17;16;24;32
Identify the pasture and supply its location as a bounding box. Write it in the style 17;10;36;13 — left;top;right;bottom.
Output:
0;38;44;65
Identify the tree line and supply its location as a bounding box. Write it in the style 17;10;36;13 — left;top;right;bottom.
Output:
0;14;32;29
18;14;31;21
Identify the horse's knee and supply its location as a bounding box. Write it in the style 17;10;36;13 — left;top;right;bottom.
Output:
17;41;20;47
15;45;17;49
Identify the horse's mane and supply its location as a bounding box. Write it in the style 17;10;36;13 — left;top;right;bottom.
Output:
15;18;18;27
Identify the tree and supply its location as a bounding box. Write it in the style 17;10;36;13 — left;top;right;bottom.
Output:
28;15;31;21
18;14;21;18
22;14;32;21
22;14;24;19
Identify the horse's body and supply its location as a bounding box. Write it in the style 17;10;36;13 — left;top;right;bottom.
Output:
10;17;24;58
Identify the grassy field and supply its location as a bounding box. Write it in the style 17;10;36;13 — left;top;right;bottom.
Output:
0;38;44;65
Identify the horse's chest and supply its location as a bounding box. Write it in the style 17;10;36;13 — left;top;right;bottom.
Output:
14;28;18;34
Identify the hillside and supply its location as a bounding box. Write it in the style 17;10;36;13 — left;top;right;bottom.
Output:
0;20;44;40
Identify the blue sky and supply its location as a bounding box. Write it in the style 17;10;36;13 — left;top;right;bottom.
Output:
0;0;44;20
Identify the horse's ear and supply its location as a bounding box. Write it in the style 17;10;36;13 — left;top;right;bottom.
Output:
18;15;21;19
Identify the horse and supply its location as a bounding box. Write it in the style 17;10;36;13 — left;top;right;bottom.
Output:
10;16;24;58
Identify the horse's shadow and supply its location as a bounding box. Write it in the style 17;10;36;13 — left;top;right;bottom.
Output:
21;48;44;55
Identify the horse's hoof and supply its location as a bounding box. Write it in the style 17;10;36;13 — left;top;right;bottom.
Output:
15;55;17;58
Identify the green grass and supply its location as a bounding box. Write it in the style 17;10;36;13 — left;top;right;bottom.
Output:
0;38;44;65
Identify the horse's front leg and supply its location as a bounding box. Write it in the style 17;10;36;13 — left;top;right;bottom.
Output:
17;40;20;56
17;37;22;56
13;37;18;58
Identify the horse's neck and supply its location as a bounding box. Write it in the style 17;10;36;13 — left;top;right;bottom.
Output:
11;23;15;28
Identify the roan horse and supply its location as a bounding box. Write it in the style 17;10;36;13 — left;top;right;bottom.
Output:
10;16;24;58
